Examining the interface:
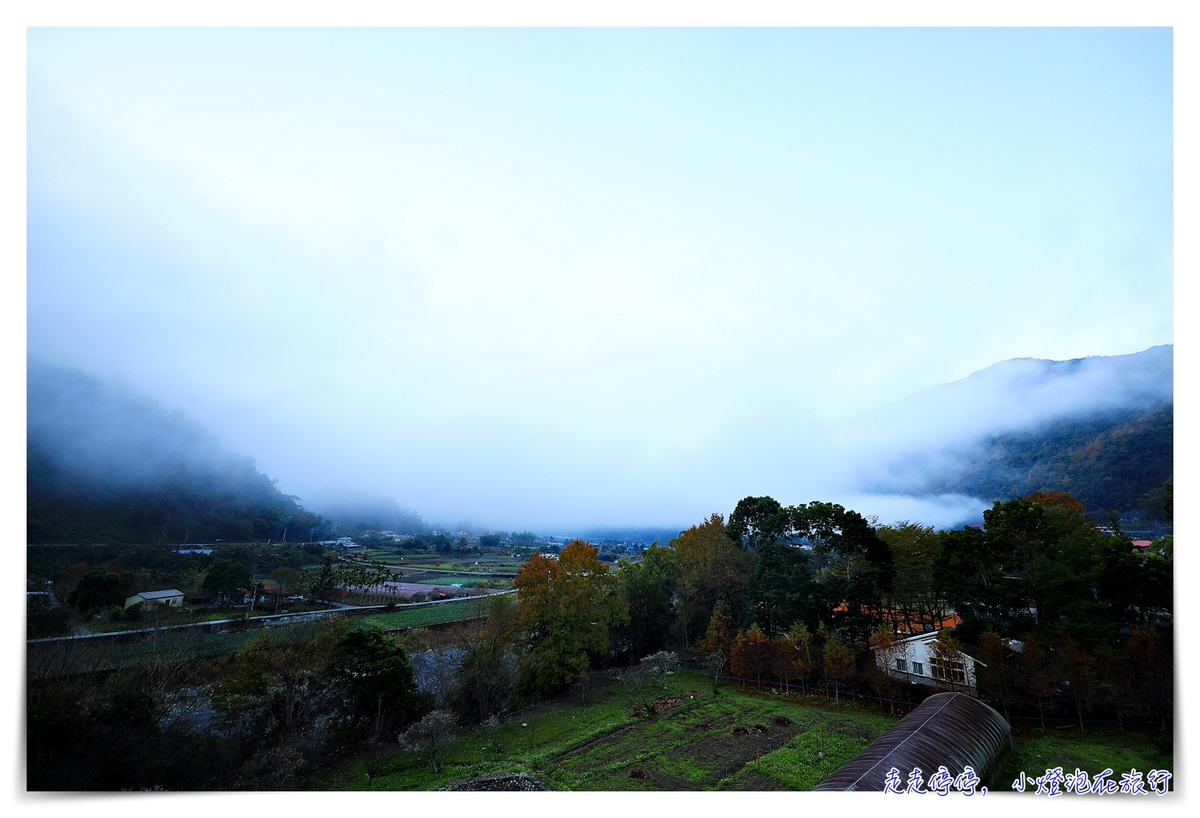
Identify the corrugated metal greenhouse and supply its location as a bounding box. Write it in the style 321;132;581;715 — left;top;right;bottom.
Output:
814;692;1013;792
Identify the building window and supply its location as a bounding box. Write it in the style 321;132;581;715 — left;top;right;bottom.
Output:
912;662;923;675
895;658;907;673
929;656;967;684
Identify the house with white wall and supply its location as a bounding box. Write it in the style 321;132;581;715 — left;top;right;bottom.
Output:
872;629;983;696
124;589;185;610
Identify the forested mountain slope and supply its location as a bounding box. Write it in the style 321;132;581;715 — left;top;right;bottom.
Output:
932;402;1172;519
865;345;1172;520
27;361;327;544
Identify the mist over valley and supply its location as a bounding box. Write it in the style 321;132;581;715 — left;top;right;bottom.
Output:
27;344;1172;545
21;27;1175;795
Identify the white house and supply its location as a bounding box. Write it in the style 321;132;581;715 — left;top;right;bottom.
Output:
872;630;983;696
124;589;186;610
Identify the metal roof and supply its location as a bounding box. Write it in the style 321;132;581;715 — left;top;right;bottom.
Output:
813;692;1012;791
136;589;185;600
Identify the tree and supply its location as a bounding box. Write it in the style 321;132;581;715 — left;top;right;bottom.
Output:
927;630;969;694
698;599;736;693
975;631;1018;723
450;595;519;724
877;522;945;634
868;625;905;714
727;495;791;550
612;665;647;709
748;540;814;640
398;710;458;773
615;543;679;660
730;624;771;688
513;540;628;697
329;628;423;743
204;558;252;604
1093;646;1138;733
700;599;735;657
1015;640;1056;730
703;650;728;694
1053;636;1095;733
936;496;1107;644
309;556;336;603
822;631;853;703
795;503;894;643
769;635;795;692
1025;490;1087;514
1097;529;1172;631
1125;626;1173;731
672;514;753;647
271;566;302;612
784;622;815;695
212;620;349;755
66;568;122;612
643;651;679;697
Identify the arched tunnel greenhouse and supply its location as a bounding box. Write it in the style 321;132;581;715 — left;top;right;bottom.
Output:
813;692;1013;792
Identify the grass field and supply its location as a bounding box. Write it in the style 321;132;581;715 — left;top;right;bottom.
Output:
310;669;897;791
1004;724;1174;792
356;598;497;631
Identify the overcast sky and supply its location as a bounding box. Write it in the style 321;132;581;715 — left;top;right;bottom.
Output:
26;27;1173;532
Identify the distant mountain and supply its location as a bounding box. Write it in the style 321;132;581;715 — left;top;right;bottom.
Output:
27;361;329;544
863;345;1172;520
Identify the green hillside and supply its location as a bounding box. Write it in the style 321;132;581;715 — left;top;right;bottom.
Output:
27;363;329;544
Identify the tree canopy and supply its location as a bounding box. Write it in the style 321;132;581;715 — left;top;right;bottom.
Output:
513;539;628;697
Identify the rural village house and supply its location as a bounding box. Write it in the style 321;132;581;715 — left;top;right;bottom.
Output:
872;629;983;696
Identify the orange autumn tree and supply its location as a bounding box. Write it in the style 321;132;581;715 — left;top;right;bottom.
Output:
729;624;771;688
513;540;628;697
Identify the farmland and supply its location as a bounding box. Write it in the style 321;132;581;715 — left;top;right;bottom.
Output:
312;668;1175;792
311;668;897;791
356;596;503;630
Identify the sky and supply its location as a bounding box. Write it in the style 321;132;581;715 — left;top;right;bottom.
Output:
25;27;1174;532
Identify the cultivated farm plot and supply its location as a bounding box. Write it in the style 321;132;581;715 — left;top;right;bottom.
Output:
316;669;897;791
545;682;887;790
355;599;495;631
411;576;500;588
